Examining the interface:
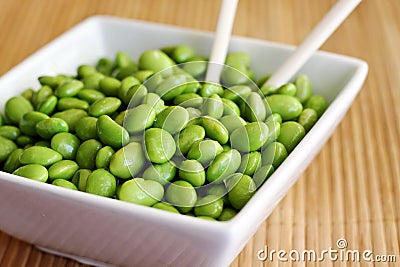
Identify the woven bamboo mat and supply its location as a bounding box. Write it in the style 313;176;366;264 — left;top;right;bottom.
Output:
0;0;399;266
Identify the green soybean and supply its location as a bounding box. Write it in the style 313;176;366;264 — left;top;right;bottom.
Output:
86;169;116;197
225;173;256;210
95;146;115;169
178;159;205;187
173;93;203;108
99;77;121;97
238;151;261;176
222;98;240;116
77;89;105;104
82;72;104;90
266;95;303;121
124;84;148;107
76;139;103;170
142;161;176;185
109;142;145;179
305;95;327;118
71;169;91;191
152;202;180;214
278;121;305;152
52;109;87;132
36;118;69;139
118;178;164;206
166;180;197;213
3;148;23;173
48;160;79;180
201;116;229;145
172;45;196;63
124;104;156;134
19;146;62;166
187;139;223;165
153;106;189;134
194;195;224;218
218;208;238;221
75;116;98;141
5;96;34;125
52;179;78;190
0;126;20;140
222;85;252;102
206;149;241;182
277;83;297;96
253;164;274;187
88;97;121;117
244;92;267;122
199;83;224;97
13;164;48;183
138;49;175;73
298;108;318;132
96;115;129;149
55;80;84;98
261;141;288;168
230;121;269;152
219;114;246;134
294;74;312;103
37;95;58;115
144;128;176;164
177;125;205;155
141;93;165;114
32;85;53;107
202;94;224;119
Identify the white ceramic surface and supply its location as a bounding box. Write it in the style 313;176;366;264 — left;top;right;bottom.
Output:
0;16;368;267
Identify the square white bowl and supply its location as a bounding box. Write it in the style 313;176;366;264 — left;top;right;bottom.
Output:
0;16;368;267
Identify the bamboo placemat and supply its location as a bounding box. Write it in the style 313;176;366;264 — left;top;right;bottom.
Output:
0;0;399;266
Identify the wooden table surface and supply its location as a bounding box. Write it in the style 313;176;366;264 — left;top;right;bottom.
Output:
0;0;399;266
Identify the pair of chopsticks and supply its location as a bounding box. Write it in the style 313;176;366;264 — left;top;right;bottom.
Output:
205;0;362;87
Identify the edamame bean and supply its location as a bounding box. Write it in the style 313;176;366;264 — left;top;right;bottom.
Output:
261;141;288;168
57;98;89;111
88;97;121;117
244;92;267;122
187;139;223;165
238;151;261;176
252;164;274;187
75;116;98;141
142;161;176;185
99;77;121;97
133;70;154;83
32;85;53;107
265;113;282;124
173;93;203;108
144;128;176;164
172;45;196;63
201;116;229;145
182;59;207;78
77;65;97;78
199;83;224;97
96;58;114;76
194;195;223;218
264;120;281;147
219;114;246;134
124;104;156;134
71;169;91;191
5;96;34;125
21;88;34;101
155;74;187;101
52;109;87;132
206;149;241;182
221;98;240;116
95;146;115;169
3;148;23;173
124;84;148;107
86;169;116;197
153;106;189;134
277;83;297;96
277;121;305;152
37;95;58;115
118;178;164;206
138;50;175;73
0;126;20;140
202;94;224;119
83;72;104;90
48;160;79;180
222;85;252;102
39;75;69;89
298;108;318;132
109;142;145;178
19;146;62;166
52;179;78;190
266;95;303;121
178;160;205;187
13;164;48;183
294;74;312;103
77;89;105;104
76;139;103;170
96;115;129;149
207;184;229;206
16;135;35;147
36;118;69;139
218;208;237;221
55;80;83;98
141;93;165;114
305;95;327;117
166;180;197;213
225;173;256;210
119;76;141;101
152;202;180;214
230;121;269;152
177;125;205;155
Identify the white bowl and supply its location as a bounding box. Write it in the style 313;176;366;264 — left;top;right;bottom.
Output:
0;16;368;267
